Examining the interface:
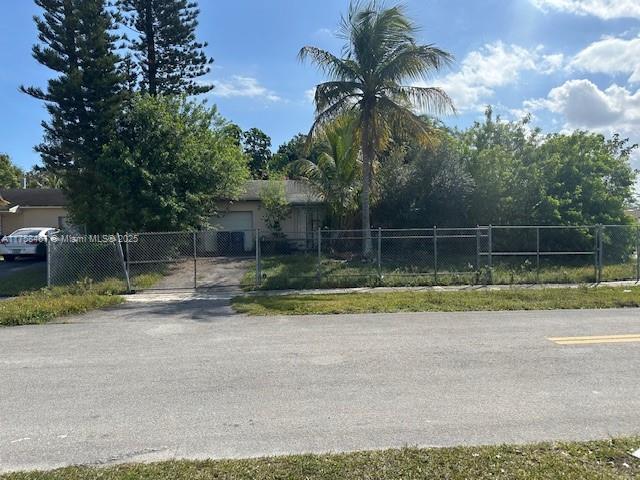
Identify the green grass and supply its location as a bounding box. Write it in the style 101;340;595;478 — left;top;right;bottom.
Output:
242;254;639;291
232;285;640;315
2;438;639;479
0;273;161;327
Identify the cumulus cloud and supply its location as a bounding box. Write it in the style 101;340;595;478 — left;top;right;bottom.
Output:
570;35;640;83
426;42;563;112
530;0;640;19
211;76;281;102
524;79;640;169
525;79;640;129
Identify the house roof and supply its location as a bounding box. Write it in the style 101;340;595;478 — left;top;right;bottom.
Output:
238;180;324;204
0;182;324;211
0;188;68;211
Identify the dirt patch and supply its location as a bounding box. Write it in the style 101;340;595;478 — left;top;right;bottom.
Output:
145;257;252;291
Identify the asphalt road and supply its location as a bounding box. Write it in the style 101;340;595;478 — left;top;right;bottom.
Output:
1;302;640;472
0;258;44;279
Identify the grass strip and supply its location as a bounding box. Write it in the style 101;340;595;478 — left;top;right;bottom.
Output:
0;289;123;327
232;286;640;315
0;274;161;327
2;437;639;479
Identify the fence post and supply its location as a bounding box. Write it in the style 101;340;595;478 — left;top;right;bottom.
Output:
636;226;640;283
255;229;261;287
116;233;131;293
598;224;604;283
593;225;599;283
433;226;438;284
193;231;197;289
316;228;322;284
475;225;480;271
125;232;130;282
488;224;493;283
377;227;382;281
46;237;51;288
536;226;540;284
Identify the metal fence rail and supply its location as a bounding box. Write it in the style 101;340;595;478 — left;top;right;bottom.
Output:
46;224;640;290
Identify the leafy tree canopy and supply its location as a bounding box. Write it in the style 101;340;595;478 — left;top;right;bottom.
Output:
242;128;272;179
91;94;249;232
0;154;23;189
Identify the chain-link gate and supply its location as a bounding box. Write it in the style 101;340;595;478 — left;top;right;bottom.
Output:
46;225;640;290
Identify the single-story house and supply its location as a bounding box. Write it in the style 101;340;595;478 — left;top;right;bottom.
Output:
0;188;70;236
0;181;324;251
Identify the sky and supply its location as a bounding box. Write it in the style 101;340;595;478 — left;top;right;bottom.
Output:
1;0;640;174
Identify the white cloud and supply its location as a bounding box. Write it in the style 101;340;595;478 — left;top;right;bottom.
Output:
524;79;640;169
304;88;316;103
530;0;640;19
570;35;640;83
429;42;563;112
211;76;281;102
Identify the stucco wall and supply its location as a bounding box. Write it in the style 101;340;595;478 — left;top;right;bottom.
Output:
213;201;322;236
0;207;68;235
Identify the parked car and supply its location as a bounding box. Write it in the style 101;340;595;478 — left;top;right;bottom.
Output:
0;227;59;261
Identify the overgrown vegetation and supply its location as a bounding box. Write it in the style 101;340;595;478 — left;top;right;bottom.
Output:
0;274;159;327
2;438;639;479
232;286;640;316
242;254;638;291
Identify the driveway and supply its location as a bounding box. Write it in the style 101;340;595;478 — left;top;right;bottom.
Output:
0;258;45;279
1;304;639;472
144;257;252;291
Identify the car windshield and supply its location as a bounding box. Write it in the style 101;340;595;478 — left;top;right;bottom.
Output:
10;229;44;237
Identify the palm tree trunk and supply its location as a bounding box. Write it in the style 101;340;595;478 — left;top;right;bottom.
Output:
360;118;373;258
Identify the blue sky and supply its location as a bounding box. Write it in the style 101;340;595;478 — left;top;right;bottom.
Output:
2;0;640;172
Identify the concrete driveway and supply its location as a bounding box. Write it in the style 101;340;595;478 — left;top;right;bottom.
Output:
0;258;45;279
1;303;640;472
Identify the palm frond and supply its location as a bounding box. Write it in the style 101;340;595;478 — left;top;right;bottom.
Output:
314;81;363;113
298;46;361;81
377;44;454;83
386;84;456;116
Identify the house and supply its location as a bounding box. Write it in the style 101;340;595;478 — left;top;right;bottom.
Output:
0;188;69;236
0;181;324;249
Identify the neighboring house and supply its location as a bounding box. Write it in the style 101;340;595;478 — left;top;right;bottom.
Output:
0;181;325;251
626;208;640;223
0;188;69;236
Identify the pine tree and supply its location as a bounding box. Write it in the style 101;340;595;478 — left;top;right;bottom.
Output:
22;0;125;232
117;0;213;95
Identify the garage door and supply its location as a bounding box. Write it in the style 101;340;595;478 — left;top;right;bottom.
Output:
214;211;253;231
211;211;254;252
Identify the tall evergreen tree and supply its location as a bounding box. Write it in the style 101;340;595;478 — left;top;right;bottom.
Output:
116;0;213;95
22;0;124;231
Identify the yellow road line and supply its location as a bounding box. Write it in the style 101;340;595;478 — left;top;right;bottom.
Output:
548;334;640;345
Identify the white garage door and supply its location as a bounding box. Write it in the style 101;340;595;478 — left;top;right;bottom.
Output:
214;211;253;231
212;211;254;252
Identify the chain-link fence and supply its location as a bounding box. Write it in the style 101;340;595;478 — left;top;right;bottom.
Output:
45;225;640;291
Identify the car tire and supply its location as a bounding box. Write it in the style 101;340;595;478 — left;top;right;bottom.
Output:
3;255;16;262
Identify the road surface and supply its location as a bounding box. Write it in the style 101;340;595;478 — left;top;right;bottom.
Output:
1;301;639;472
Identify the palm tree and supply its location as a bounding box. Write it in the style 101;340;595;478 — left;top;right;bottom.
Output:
294;114;361;229
299;1;455;255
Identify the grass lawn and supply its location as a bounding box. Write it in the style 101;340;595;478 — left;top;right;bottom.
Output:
0;274;160;327
242;255;639;291
232;285;640;315
2;438;639;479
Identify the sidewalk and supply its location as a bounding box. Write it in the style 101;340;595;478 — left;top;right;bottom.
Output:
127;279;640;303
